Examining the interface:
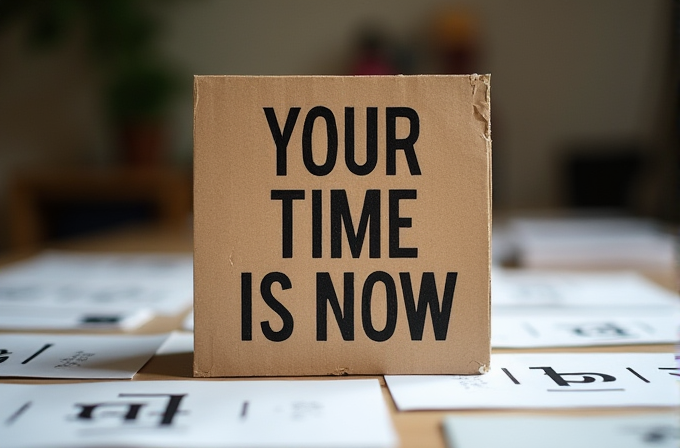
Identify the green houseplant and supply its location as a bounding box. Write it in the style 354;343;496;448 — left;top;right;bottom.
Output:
0;0;180;165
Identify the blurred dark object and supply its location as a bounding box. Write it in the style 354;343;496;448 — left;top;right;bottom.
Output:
350;26;398;76
0;0;180;166
118;120;167;167
670;0;680;223
645;0;680;224
8;168;191;252
430;7;480;74
562;144;645;211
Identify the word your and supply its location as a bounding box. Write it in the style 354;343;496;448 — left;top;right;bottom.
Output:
264;107;421;177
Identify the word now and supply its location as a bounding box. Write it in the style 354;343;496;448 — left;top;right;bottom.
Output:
241;271;458;342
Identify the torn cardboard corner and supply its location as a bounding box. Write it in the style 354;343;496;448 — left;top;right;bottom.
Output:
193;75;492;377
470;74;491;143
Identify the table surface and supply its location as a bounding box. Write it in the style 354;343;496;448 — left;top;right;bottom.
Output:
1;223;678;448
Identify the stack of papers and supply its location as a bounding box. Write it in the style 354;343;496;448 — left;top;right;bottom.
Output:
0;252;193;331
504;216;676;270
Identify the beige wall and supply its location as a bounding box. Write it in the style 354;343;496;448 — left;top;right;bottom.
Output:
159;0;673;209
0;0;673;250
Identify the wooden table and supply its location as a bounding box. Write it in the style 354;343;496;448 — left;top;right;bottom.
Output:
1;224;678;448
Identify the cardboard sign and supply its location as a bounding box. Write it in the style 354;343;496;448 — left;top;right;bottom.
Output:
193;75;491;376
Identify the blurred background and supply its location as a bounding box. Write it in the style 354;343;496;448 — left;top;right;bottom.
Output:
0;0;678;255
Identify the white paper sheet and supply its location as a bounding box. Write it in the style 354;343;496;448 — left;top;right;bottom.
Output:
0;252;193;320
0;333;168;379
0;251;193;281
492;314;680;348
443;413;680;448
0;277;192;315
492;269;680;312
385;353;680;410
0;379;397;448
0;304;154;330
155;331;193;355
182;309;194;331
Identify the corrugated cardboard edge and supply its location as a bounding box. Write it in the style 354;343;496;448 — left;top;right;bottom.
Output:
470;73;492;375
192;76;207;378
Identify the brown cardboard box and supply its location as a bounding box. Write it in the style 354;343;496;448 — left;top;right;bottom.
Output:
193;75;491;377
